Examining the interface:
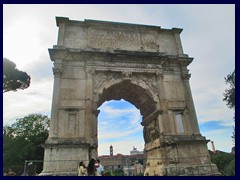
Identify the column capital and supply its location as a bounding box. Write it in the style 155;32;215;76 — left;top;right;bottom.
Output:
181;73;191;81
85;67;95;79
155;70;164;80
52;66;62;77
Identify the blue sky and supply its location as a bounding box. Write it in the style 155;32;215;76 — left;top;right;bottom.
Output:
98;100;144;155
3;4;235;155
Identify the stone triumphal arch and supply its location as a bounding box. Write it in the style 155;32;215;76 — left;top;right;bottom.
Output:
41;17;220;176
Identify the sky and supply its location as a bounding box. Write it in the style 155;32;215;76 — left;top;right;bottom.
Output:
3;4;235;156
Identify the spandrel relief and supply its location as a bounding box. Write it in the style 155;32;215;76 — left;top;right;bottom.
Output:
132;74;158;95
93;72;121;93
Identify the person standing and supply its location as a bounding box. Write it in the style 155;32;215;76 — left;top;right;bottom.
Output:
87;158;99;176
96;159;104;176
7;168;16;176
77;161;85;176
82;163;87;176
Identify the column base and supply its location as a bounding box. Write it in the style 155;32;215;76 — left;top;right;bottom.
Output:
144;163;221;176
41;138;94;176
38;171;77;176
144;135;221;176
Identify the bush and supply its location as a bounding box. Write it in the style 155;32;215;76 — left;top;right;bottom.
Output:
224;158;235;176
103;170;112;176
112;169;124;176
211;153;235;176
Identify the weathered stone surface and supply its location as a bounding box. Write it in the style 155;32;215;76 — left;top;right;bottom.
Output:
41;17;220;176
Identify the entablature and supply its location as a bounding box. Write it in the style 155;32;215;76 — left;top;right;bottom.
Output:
49;47;193;67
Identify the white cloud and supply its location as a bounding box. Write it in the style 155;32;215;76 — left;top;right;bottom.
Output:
97;100;144;155
98;101;142;141
3;77;53;125
99;105;137;118
203;129;233;153
99;126;142;140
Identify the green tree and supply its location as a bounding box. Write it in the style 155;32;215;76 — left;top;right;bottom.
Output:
223;69;235;145
225;158;235;176
112;169;124;176
3;58;31;93
223;69;235;109
103;170;112;176
3;114;50;175
211;153;235;176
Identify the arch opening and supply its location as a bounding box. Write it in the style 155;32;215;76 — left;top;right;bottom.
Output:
97;81;157;119
97;100;144;156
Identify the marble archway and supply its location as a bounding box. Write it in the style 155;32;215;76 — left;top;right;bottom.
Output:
40;17;220;176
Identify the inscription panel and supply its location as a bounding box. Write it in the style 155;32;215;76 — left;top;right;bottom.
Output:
59;19;183;55
63;26;88;49
88;28;141;50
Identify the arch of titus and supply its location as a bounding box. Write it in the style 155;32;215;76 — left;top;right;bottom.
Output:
41;17;220;176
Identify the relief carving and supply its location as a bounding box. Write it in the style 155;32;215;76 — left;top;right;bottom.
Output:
149;125;160;141
85;68;95;79
141;33;159;51
88;29;140;49
142;39;159;51
103;61;162;69
143;126;150;143
122;71;132;80
143;118;160;143
93;72;121;93
88;28;160;51
52;66;62;77
93;72;108;91
132;74;158;95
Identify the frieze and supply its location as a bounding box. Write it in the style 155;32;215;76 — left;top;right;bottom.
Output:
104;62;162;69
62;61;85;67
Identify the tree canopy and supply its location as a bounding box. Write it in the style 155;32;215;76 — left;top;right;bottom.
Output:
223;69;235;145
211;153;235;176
223;69;235;110
3;114;50;175
3;58;31;93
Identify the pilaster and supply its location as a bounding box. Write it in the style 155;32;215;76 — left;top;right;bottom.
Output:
181;72;200;134
49;60;62;138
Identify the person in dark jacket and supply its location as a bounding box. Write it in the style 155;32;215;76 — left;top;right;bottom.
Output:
87;158;99;176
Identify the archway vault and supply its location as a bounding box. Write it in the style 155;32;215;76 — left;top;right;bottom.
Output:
97;80;157;119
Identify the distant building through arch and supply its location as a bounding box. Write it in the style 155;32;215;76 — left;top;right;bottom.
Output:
110;145;113;156
130;146;143;155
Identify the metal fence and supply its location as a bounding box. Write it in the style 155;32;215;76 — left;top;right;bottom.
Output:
22;159;89;176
